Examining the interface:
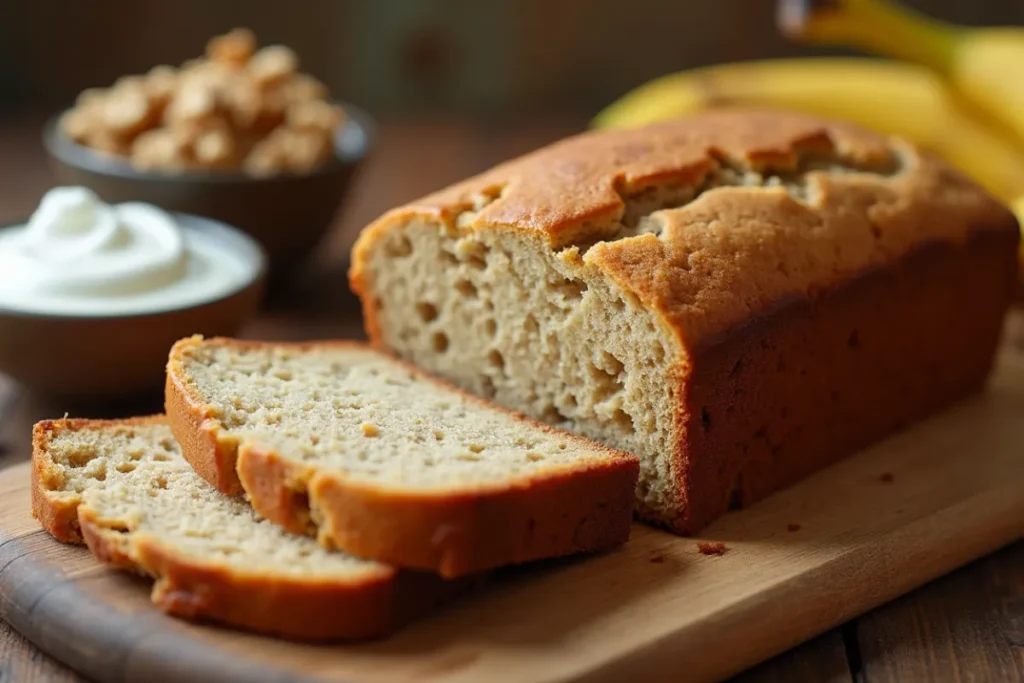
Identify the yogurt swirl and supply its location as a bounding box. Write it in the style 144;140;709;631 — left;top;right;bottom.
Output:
0;188;259;316
5;187;188;296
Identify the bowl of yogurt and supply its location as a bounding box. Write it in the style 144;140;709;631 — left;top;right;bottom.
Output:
0;187;265;399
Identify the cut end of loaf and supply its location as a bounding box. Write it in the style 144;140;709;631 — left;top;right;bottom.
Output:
352;218;686;528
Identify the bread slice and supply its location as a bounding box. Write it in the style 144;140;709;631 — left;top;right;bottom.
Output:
165;336;639;578
32;416;464;640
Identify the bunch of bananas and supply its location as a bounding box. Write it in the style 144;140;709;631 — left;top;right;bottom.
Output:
594;0;1024;254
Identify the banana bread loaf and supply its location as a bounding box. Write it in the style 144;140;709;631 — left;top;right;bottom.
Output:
349;109;1020;533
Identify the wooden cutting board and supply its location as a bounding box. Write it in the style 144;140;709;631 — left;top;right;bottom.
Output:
1;357;1023;683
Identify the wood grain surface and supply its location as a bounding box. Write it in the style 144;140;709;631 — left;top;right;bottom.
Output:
0;354;1022;683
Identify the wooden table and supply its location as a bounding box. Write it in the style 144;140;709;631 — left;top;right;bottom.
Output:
0;111;1020;683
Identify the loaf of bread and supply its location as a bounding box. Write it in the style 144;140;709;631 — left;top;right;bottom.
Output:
349;109;1020;533
165;336;638;577
32;416;464;639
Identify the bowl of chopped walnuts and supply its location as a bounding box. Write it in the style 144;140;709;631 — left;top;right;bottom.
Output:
43;29;374;284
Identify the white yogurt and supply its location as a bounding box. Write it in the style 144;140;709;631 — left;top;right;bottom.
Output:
0;187;260;316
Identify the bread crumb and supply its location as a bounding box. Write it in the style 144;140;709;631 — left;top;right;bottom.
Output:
697;541;728;556
879;472;895;483
360;422;379;437
787;523;801;532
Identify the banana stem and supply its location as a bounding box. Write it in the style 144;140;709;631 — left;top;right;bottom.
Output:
779;0;964;74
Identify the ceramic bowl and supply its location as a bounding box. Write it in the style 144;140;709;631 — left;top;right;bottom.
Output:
0;214;265;400
43;103;374;285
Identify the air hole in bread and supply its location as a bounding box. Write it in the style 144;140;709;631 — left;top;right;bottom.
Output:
481;375;496;398
526;452;544;462
416;302;439;323
386;235;413;257
652;344;667;365
484;319;497;337
590;352;625;404
488;349;505;370
468;444;485;453
455;239;488;270
455;279;477;298
432;332;449;353
540;404;567;424
115;462;136;474
553;277;587;301
611;408;635;434
67;449;95;468
440;249;458;265
153;475;168;489
456;453;481;462
433;430;445;441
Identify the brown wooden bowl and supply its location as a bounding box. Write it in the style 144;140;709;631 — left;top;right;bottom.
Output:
42;104;373;287
0;214;266;401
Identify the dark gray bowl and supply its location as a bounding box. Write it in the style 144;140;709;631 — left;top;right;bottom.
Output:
43;103;374;285
0;214;266;400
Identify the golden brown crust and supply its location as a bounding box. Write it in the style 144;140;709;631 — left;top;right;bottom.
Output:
350;109;1016;349
165;356;242;495
238;442;636;577
33;416;470;640
77;511;466;641
672;229;1019;532
166;336;640;578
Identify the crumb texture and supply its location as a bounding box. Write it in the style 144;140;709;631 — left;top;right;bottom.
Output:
359;226;678;519
179;342;623;489
38;420;382;578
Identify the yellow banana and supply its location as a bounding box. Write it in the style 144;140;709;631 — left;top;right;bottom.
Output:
593;58;1024;205
778;0;1024;148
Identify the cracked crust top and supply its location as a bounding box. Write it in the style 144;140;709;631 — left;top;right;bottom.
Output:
352;109;1018;348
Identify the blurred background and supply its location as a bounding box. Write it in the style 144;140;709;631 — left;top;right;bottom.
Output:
1;0;1021;260
1;0;1023;402
2;0;1023;117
